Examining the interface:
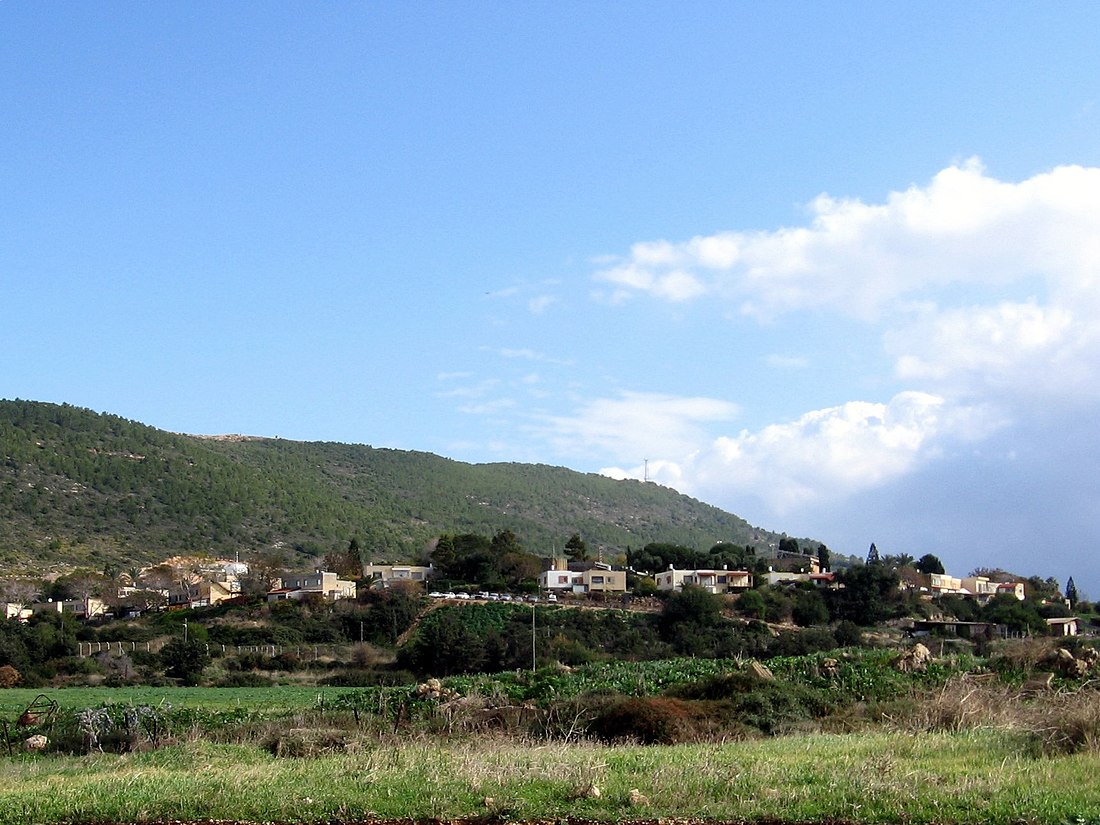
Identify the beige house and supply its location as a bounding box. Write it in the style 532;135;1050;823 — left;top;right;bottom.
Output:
959;576;1026;603
30;597;109;619
927;573;965;596
271;570;357;601
538;561;626;594
655;567;753;594
168;580;238;609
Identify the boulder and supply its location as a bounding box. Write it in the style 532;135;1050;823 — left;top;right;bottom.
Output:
893;643;933;673
24;735;48;751
748;660;775;681
1041;648;1090;678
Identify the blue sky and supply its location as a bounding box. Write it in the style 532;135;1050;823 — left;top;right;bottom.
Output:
5;3;1100;594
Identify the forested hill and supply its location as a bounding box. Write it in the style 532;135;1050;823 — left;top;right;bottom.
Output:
0;399;793;573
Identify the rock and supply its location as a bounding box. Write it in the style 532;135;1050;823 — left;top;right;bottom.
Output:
894;643;932;673
1041;648;1090;678
24;735;48;751
415;679;460;702
748;660;775;681
482;797;495;808
582;783;601;799
627;789;649;807
820;657;840;678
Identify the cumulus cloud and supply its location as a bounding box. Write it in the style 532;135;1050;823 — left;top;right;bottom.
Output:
693;392;1003;514
595;161;1100;320
886;300;1100;404
594;160;1100;424
591;391;1001;516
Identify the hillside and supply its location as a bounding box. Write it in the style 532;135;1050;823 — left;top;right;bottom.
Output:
0;399;800;573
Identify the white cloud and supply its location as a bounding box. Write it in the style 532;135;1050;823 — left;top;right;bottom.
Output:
536;391;740;465
489;347;572;366
595;160;1100;416
595;263;707;303
547;388;997;519
436;378;500;399
887;300;1098;402
593;392;999;513
690;392;1002;514
595;161;1100;321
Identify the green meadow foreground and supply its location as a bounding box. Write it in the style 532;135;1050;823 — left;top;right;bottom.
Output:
5;648;1100;824
2;730;1099;824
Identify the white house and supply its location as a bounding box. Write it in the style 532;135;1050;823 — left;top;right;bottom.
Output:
654;566;753;594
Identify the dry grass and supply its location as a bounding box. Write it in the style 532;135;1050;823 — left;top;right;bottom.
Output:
887;670;1100;758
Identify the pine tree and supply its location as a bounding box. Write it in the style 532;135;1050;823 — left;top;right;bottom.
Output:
1066;576;1079;608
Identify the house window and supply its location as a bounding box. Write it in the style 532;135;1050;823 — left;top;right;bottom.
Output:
591;576;604;584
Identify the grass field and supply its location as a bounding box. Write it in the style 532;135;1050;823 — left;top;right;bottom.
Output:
1;729;1099;824
0;685;363;716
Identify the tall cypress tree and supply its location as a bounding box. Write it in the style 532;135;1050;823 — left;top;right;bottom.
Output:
1066;576;1079;608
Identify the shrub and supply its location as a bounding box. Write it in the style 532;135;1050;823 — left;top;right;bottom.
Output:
834;620;863;647
215;671;275;687
320;668;416;687
160;637;211;685
589;696;703;744
0;664;20;687
666;670;831;735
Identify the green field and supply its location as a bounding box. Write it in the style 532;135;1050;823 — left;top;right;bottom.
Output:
1;730;1099;824
0;685;362;716
3;652;1100;823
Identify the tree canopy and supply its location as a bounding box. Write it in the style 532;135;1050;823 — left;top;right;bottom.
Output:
915;553;946;575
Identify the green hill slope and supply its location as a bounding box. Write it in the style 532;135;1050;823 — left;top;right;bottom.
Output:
0;399;793;573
